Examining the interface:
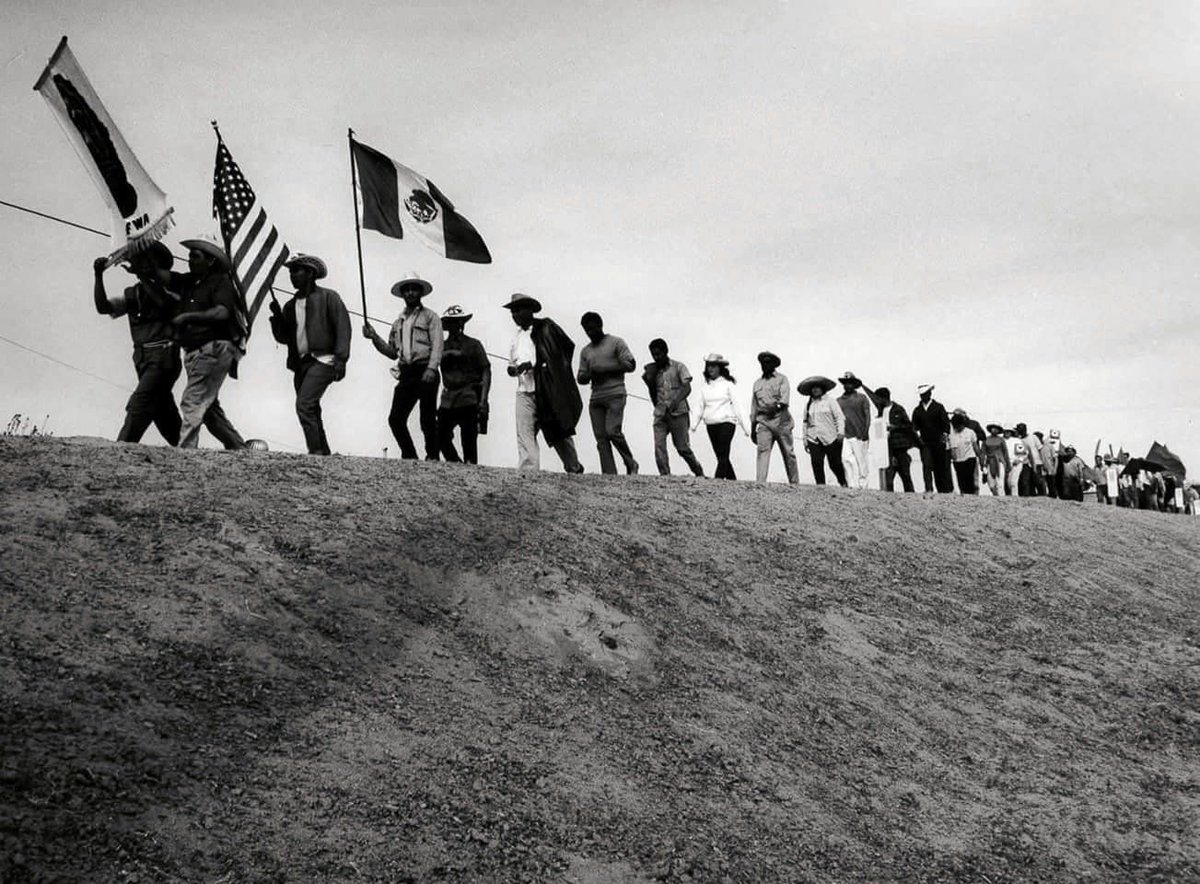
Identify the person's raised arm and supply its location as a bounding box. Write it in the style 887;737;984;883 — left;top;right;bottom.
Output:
92;257;114;315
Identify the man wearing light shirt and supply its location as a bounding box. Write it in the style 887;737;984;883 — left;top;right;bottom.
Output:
364;271;442;460
577;312;638;475
750;351;799;485
803;378;847;486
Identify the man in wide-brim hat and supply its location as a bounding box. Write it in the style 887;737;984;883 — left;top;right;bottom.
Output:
90;241;184;445
749;351;799;484
980;422;1011;497
436;304;491;465
172;233;248;450
911;382;952;493
504;292;583;473
268;253;351;455
836;371;872;489
796;375;836;397
364;271;443;460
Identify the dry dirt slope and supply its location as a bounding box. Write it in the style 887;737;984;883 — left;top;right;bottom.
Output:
1;436;1198;883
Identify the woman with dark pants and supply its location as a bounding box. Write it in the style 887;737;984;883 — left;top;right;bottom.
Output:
801;377;847;486
948;409;982;494
692;354;749;479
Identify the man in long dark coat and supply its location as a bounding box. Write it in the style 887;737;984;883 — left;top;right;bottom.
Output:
911;383;953;493
503;293;583;473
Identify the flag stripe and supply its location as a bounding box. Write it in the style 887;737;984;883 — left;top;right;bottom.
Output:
428;178;491;264
231;204;267;267
212;135;290;338
352;141;403;238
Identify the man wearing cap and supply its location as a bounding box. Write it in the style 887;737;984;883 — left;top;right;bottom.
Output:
836;372;873;489
268;254;351;456
871;387;918;492
750;352;798;484
91;244;184;445
802;376;847;487
911;384;952;493
364;273;442;461
503;293;583;473
437;305;491;464
577;312;638;475
172;234;248;450
643;339;704;478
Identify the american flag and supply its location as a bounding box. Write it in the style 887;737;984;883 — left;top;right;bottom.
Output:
211;130;289;334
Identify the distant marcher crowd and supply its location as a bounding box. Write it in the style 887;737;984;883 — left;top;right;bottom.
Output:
91;246;1198;516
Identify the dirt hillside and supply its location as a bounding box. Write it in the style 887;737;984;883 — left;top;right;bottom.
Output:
1;436;1198;883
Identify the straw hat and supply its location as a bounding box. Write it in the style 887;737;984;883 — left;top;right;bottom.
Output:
441;304;473;322
284;253;328;280
391;272;432;297
838;371;862;388
703;353;729;365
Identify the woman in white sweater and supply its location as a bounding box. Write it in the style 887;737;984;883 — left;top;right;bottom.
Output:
692;354;750;479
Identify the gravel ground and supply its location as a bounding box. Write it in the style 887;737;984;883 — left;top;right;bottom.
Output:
1;435;1198;882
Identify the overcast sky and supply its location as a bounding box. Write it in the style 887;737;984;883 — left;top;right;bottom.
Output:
3;1;1198;480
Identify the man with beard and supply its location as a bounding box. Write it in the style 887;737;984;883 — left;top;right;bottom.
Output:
91;242;183;445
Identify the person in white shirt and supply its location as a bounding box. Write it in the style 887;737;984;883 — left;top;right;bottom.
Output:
691;353;749;480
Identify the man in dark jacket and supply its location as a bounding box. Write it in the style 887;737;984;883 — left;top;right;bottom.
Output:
870;386;918;492
91;242;183;445
911;383;953;493
504;293;583;473
173;234;248;450
268;253;351;455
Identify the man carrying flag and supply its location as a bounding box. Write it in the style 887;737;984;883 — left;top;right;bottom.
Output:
173;234;248;450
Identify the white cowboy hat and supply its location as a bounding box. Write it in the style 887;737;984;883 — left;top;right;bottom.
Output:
391;272;432;297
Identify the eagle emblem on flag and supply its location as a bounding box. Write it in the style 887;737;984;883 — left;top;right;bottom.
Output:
403;189;439;224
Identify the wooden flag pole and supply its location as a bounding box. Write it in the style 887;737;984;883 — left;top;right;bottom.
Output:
348;128;369;323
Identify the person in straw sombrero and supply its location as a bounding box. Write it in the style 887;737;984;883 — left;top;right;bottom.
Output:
172;233;248;450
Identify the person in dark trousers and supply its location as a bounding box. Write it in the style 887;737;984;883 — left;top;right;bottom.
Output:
871;386;918;492
173;234;248;450
436;305;491;464
911;383;953;493
91;242;182;445
576;312;638;475
364;272;442;460
268;253;350;455
643;339;704;477
802;377;847;486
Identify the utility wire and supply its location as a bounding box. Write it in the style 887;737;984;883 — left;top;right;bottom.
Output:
2;196;656;404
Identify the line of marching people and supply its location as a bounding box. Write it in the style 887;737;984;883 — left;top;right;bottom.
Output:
90;248;1195;513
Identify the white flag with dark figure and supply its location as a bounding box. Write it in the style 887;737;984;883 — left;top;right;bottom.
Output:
352;137;491;264
34;37;174;262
